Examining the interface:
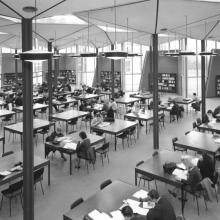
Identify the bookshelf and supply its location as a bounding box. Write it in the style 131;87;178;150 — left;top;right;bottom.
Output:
46;70;76;84
158;73;177;93
100;71;121;90
3;72;22;85
216;75;220;97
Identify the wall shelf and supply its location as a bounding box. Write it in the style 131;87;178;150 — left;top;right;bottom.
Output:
158;73;177;93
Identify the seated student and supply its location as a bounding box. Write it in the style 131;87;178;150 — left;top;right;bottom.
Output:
75;131;91;167
110;98;117;111
197;153;215;182
145;189;176;220
202;109;213;124
170;101;181;121
191;93;200;111
213;106;220;118
121;205;146;220
103;106;115;122
91;113;103;127
46;127;67;161
132;102;144;126
14;93;23;106
102;100;110;113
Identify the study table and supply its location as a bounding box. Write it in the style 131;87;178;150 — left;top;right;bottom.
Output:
63;180;142;220
198;120;220;134
124;110;163;133
72;94;101;102
91;119;138;151
100;91;112;99
0;151;50;187
168;97;193;113
45;132;105;175
132;94;153;105
115;97;140;109
0;109;16;123
52;98;78;110
175;131;220;164
13;103;48;113
135;150;187;215
51;110;89;134
4;119;55;152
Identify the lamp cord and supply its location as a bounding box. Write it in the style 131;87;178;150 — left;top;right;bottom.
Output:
114;0;116;49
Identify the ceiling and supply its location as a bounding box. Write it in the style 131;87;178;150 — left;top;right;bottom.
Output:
0;0;220;50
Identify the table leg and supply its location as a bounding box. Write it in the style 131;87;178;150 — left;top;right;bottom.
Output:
3;129;5;153
181;185;185;215
70;154;72;175
145;121;148;134
21;134;23;150
48;160;50;186
135;169;137;186
137;124;139;139
115;134;117;151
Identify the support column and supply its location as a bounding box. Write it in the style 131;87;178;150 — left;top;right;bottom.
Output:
152;34;159;151
48;42;53;121
54;47;59;87
111;44;115;98
15;49;18;84
21;18;34;220
201;40;206;117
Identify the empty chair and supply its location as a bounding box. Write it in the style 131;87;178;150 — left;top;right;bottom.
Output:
95;142;110;165
136;161;157;190
34;168;44;195
116;130;129;149
0;180;23;216
172;137;187;153
37;126;50;142
100;179;112;190
70;197;84;210
185;131;190;135
193;121;197;130
2;150;14;157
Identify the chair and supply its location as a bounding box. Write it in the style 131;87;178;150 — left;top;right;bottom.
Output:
37;107;47;119
159;113;165;128
196;118;202;126
0;180;23;216
37;125;50;142
34;167;44;195
2;114;14;126
95;142;110;166
172;137;187;153
2;150;14;157
193;121;197;130
68;118;78;132
100;179;112;190
136;161;158;190
116;130;129;149
211;171;219;202
70;197;84;210
80;115;91;130
128;126;136;145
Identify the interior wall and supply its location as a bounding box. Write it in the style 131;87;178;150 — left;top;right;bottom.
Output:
139;53;181;94
206;56;220;98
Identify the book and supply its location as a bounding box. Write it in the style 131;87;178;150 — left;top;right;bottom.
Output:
63;142;77;150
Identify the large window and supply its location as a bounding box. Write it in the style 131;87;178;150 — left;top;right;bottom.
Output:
33;61;43;85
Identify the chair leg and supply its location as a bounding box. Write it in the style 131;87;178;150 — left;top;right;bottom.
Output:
138;178;141;187
154;180;158;191
215;187;218;202
106;153;109;163
9;198;12;216
147;181;150;190
195;196;199;215
101;154;104;166
0;195;3;210
203;195;208;210
40;180;44;195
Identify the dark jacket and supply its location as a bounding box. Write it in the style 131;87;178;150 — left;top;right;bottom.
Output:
76;138;90;158
197;155;215;182
213;106;220;118
202;114;210;124
146;196;176;220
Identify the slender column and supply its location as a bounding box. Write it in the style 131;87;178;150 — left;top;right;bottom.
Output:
48;42;53;121
201;40;206;117
21;18;34;220
54;47;59;87
152;34;159;151
149;46;153;92
111;44;115;98
15;49;18;84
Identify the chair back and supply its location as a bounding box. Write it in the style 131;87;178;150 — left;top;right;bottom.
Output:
7;180;23;193
196;118;202;125
172;137;178;150
87;147;96;164
100;179;112;190
193;122;197;129
101;142;110;151
34;168;44;183
2;150;14;157
70;197;84;210
136;160;144;167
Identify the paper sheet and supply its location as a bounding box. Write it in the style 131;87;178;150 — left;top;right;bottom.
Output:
142;202;155;209
99;122;110;127
0;171;11;176
110;210;124;220
214;138;220;144
133;189;148;199
172;169;187;180
63;142;77;150
176;163;186;170
88;210;103;220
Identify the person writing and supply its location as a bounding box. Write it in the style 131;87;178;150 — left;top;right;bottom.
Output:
143;189;176;220
121;205;146;220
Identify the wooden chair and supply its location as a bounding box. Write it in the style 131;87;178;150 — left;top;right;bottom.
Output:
2;150;14;157
100;179;112;190
136;161;157;190
34;168;44;195
95;142;110;166
116;130;130;149
172;137;187;153
70;197;84;210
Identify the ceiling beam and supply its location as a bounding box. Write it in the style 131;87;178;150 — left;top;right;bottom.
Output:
203;20;220;39
0;35;16;44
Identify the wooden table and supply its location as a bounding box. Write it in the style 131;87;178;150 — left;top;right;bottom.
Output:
51;110;89;133
91;119;138;151
13;103;48;113
168;97;193;113
54;91;75;98
45;132;105;175
0;100;6;109
85;104;104;113
198;121;220;134
116;97;140;109
0;109;16;122
175;131;220;163
72;94;101;101
4;119;55;151
0;151;50;187
132;94;153;105
100;91;111;99
124;110;163;133
53;98;77;110
63;180;141;220
135;150;185;215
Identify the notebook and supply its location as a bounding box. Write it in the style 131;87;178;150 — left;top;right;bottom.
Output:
63;142;77;150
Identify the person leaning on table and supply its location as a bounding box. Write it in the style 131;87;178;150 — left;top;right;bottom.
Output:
121;205;146;220
144;189;176;220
